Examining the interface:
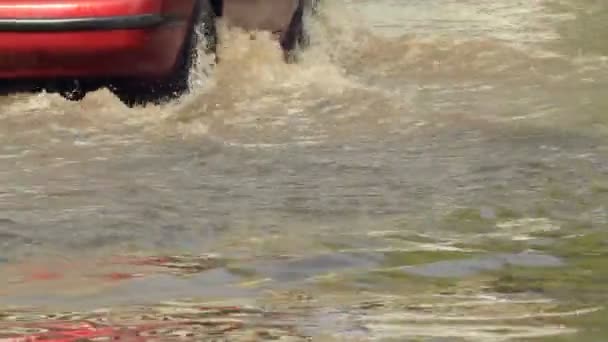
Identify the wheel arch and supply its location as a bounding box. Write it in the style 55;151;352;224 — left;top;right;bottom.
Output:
210;0;223;17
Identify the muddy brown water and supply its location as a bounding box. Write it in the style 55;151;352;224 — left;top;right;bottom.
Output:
1;1;608;341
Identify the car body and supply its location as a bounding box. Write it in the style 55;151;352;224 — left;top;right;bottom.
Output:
0;0;318;106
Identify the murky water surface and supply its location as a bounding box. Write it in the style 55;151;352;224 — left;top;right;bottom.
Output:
2;0;608;340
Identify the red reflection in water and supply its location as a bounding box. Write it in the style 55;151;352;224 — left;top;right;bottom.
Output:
1;255;300;341
25;271;63;282
0;321;139;342
0;316;252;342
98;272;143;281
13;255;215;288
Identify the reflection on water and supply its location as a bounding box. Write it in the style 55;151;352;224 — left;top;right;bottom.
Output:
1;0;608;340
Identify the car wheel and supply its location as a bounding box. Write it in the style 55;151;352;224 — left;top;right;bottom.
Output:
282;0;321;62
58;80;98;102
110;0;217;108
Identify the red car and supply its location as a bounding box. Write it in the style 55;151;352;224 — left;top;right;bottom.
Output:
0;0;318;106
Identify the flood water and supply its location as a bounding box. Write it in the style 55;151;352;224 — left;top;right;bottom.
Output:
1;0;608;340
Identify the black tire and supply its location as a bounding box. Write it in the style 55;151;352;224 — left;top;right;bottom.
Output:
281;0;321;63
110;0;217;108
59;83;88;102
58;80;106;102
